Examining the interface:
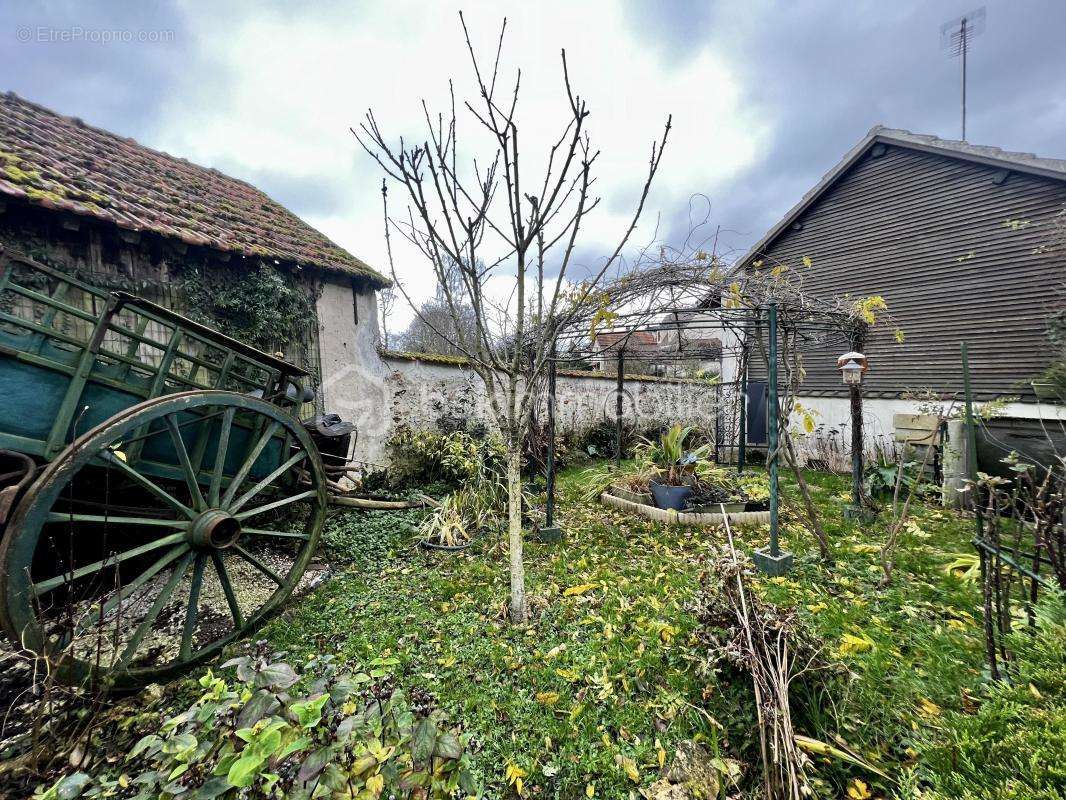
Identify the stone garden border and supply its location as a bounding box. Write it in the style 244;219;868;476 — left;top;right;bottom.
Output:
601;492;771;528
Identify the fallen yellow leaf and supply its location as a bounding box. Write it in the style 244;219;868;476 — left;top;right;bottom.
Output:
563;583;597;597
847;778;871;799
917;698;941;718
838;632;875;655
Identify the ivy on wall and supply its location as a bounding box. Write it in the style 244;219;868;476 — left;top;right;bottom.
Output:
173;260;321;354
2;218;323;379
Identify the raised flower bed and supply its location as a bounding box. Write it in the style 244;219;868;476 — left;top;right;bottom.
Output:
600;491;771;527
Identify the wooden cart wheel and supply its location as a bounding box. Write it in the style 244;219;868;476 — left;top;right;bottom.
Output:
0;391;326;689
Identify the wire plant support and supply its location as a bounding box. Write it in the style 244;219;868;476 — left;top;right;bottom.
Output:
961;341;1064;682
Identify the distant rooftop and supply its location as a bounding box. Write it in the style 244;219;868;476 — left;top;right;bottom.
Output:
0;92;388;288
593;330;660;353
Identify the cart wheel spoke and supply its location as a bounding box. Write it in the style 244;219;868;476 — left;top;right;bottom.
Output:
179;554;206;660
234;489;316;522
118;550;195;668
229;451;308;513
211;551;244;629
233;545;284;585
72;545;191;640
242;527;311;541
101;450;195;519
209;407;236;507
33;532;188;595
45;512;188;529
165;415;206;511
221;421;282;507
4;390;326;689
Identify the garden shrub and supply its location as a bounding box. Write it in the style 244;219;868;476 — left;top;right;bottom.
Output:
34;650;476;800
579;420;620;459
387;426;505;490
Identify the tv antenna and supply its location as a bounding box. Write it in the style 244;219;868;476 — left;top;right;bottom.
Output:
941;7;986;140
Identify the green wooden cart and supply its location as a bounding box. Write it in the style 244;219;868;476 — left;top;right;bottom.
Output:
0;248;327;688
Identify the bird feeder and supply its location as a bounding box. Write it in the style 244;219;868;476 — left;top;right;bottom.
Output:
837;351;868;385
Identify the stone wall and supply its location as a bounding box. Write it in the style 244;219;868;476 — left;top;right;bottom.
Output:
337;350;719;468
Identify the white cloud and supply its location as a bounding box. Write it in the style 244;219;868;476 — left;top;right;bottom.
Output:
157;0;767;328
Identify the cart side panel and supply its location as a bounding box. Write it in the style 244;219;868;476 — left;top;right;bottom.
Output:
0;359;68;446
0;357;150;441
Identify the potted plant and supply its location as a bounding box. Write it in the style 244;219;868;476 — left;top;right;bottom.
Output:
638;424;711;510
685;463;746;513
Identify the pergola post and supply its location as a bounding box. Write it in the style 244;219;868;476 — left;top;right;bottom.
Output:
615;348;625;467
737;355;747;473
754;302;793;576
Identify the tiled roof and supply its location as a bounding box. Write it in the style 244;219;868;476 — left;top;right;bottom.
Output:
0;92;388;287
593;330;660;352
734;124;1066;272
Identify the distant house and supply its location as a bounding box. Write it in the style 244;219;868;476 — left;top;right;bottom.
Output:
652;309;722;378
591;330;665;375
0;91;390;419
722;125;1066;450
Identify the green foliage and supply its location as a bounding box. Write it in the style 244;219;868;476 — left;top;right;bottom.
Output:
578;420;622;459
735;473;771;503
418;481;504;548
575;460;658;503
32;463;1060;799
388;426;506;490
864;457;936;501
260;464;1066;798
633;424;711;485
387;427;512;547
175;261;319;356
323;509;425;567
35;653;475;800
265;469;729;799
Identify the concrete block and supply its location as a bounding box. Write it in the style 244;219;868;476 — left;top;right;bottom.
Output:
753;547;794;576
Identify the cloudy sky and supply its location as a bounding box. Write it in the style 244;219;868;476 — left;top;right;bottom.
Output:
4;1;1065;327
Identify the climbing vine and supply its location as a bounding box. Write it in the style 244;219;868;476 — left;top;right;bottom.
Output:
2;226;323;378
173;260;321;354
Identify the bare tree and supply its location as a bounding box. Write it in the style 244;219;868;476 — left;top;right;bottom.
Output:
377;282;396;349
356;14;670;622
397;256;480;356
397;299;476;357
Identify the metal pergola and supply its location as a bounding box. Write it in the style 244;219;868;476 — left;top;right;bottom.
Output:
535;299;858;573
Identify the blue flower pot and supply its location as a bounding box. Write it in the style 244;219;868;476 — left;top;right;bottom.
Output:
649;482;693;510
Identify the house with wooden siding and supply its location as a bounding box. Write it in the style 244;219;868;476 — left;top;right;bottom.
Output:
722;125;1066;453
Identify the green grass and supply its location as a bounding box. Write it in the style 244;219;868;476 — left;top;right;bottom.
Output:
255;463;1064;799
267;467;726;797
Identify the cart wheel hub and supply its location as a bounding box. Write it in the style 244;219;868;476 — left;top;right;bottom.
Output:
189;509;242;550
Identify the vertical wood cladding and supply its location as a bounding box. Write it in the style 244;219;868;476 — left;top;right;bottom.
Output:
749;145;1066;400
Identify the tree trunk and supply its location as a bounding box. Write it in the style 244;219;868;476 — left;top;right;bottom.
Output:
506;447;527;623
